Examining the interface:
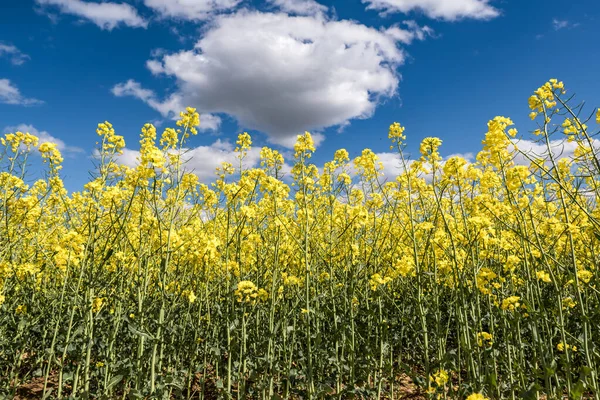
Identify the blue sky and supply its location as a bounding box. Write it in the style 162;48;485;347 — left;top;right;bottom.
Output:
1;0;599;190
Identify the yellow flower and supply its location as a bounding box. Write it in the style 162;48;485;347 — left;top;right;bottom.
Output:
477;332;494;347
394;256;415;277
293;131;316;159
257;288;268;302
235;132;252;153
431;369;449;386
536;271;551;283
235;281;260;304
501;296;521;312
369;273;393;291
282;273;301;286
578;270;593;284
187;291;197;304
388;122;406;146
1;131;39;152
92;297;104;313
476;267;498;295
354;149;383;181
466;393;489;400
562;297;576;310
419;137;443;164
15;304;27;315
319;272;330;281
159;127;178;148
528;79;563;114
39;142;64;170
96;121;125;154
260;147;285;170
333;149;350;164
176;107;200;135
557;342;576;352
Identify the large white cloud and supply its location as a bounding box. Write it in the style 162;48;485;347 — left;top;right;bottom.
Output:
114;11;431;147
35;0;147;30
362;0;499;21
0;79;43;106
142;0;242;20
3;124;83;155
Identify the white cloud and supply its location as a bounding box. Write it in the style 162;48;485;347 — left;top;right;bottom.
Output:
0;79;43;106
35;0;147;30
0;43;30;66
185;140;262;180
362;0;500;21
111;79;174;115
384;20;434;44
116;11;426;148
552;19;569;30
116;139;262;181
510;138;600;166
3;124;84;155
270;132;326;148
552;18;579;31
142;0;242;20
373;151;475;182
111;79;222;131
266;0;328;16
375;151;407;180
110;147;141;168
446;152;475;161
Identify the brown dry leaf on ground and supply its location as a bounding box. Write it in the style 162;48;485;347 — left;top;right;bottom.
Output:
14;377;49;399
12;372;425;399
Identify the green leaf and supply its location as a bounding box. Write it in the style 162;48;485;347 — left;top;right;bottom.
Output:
570;380;585;400
484;372;497;389
580;366;593;377
127;324;155;341
521;382;541;400
106;374;123;390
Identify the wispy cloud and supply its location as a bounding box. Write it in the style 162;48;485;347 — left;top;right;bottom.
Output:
0;79;43;106
552;18;580;31
4;124;84;155
0;43;30;66
111;79;222;131
142;0;241;21
35;0;147;30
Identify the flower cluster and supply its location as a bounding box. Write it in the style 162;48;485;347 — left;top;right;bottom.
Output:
1;79;599;399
